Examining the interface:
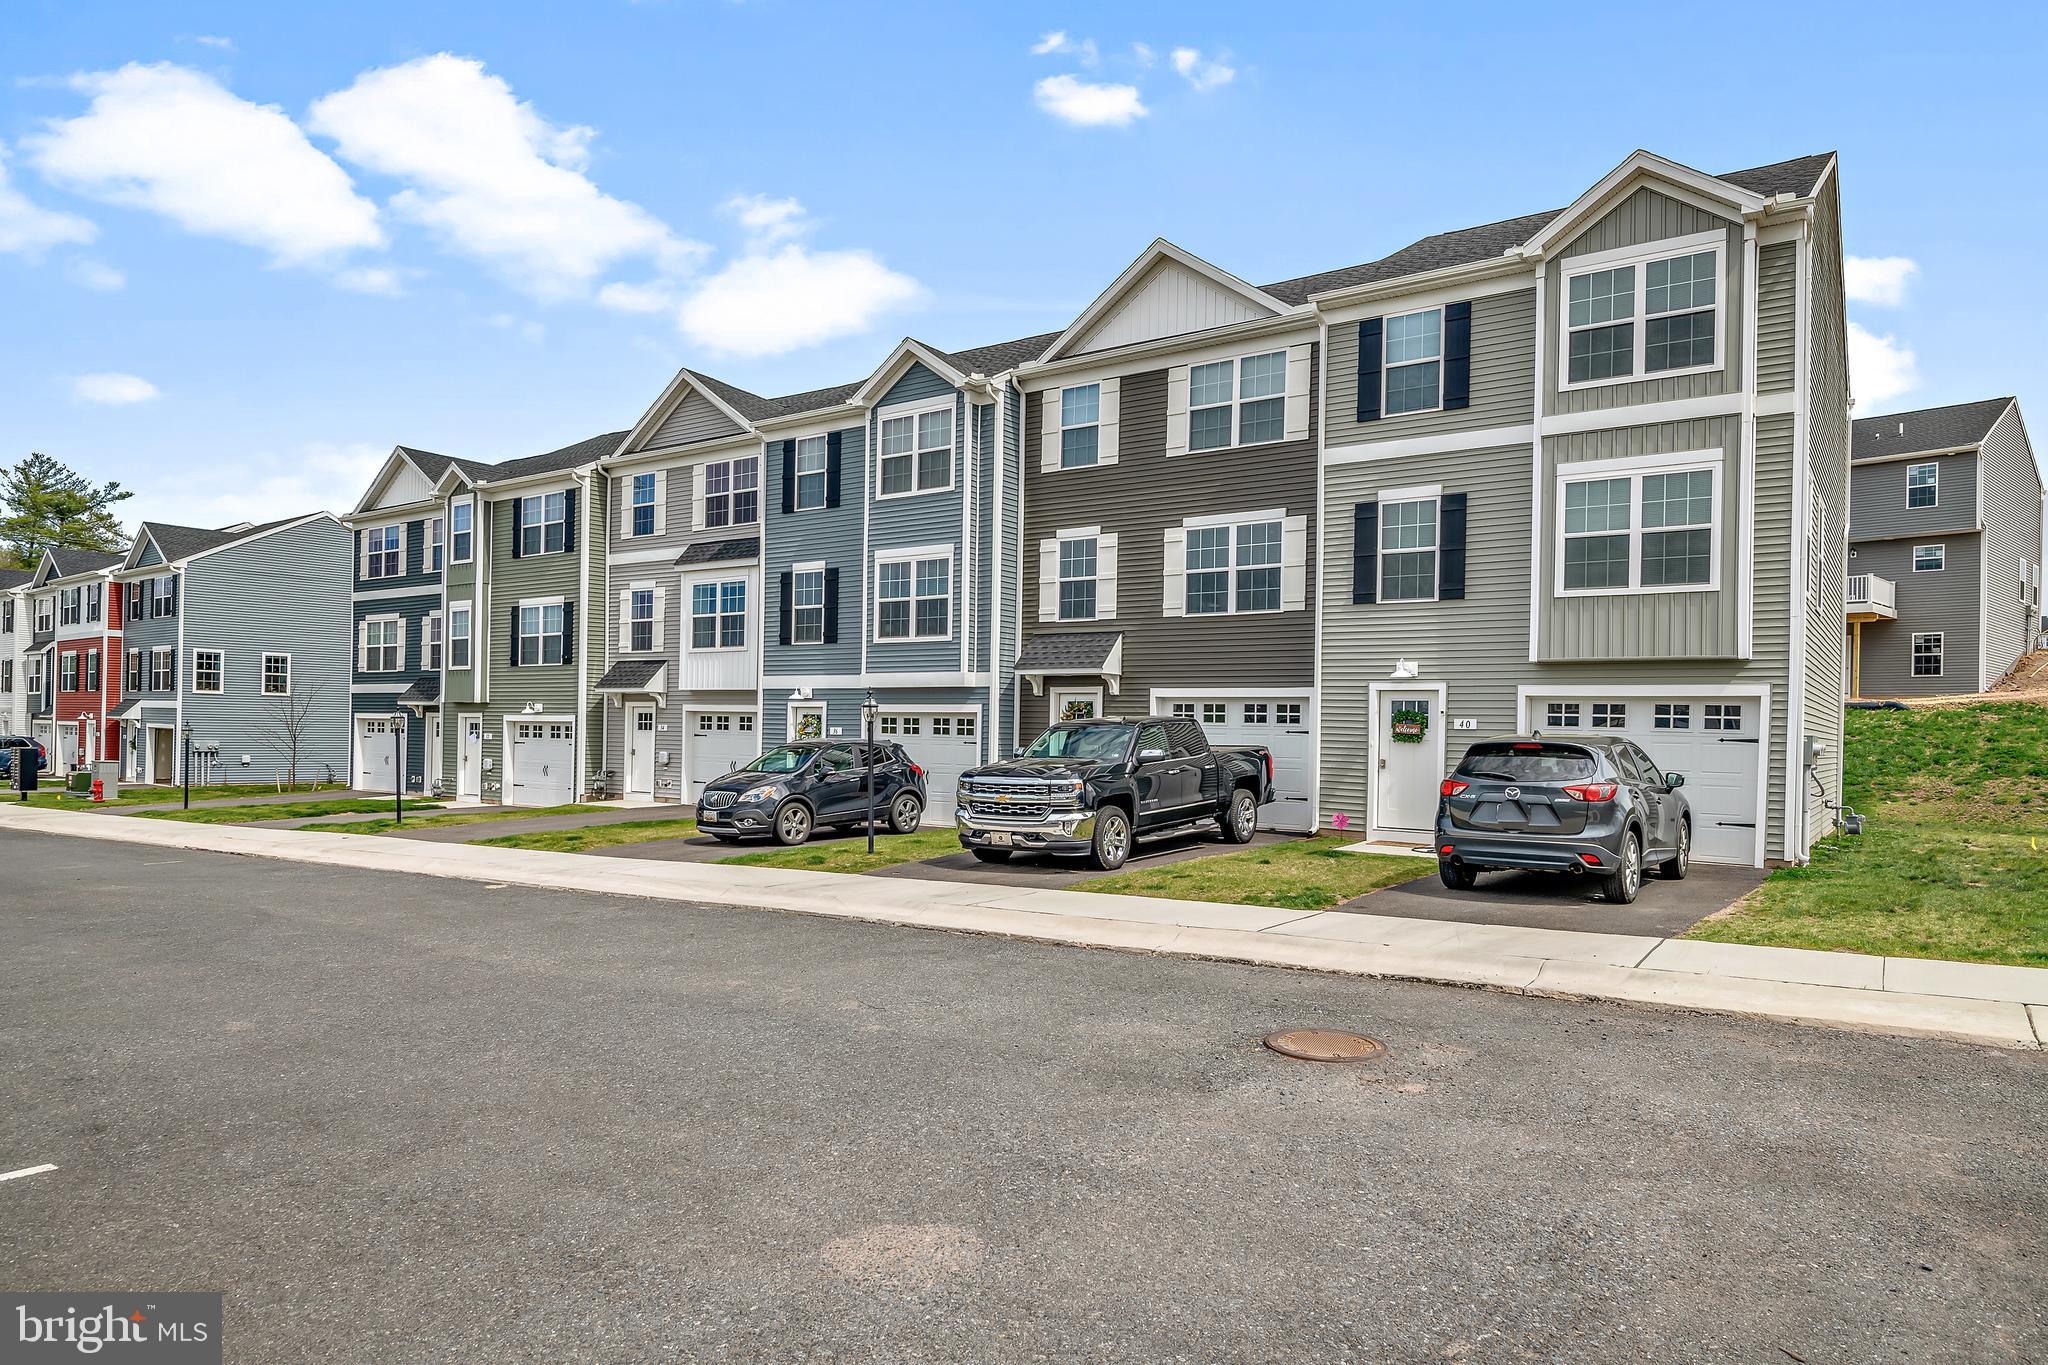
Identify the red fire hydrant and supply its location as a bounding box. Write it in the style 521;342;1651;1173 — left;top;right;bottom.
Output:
90;778;105;803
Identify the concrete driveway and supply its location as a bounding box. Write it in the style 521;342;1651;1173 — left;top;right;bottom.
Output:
1342;861;1766;938
872;826;1298;887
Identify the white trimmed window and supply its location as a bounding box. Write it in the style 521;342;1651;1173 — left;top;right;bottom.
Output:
1059;535;1098;620
448;603;472;669
429;517;445;572
877;405;952;496
691;579;747;650
193;649;223;694
425;612;444;672
1060;384;1101;468
262;653;291;696
450;499;473;562
1379;496;1439;602
519;493;567;556
1186;519;1282;614
1906;463;1938;509
791;568;825;645
59;588;80;625
1382;308;1442;415
794;437;828;510
1189;350;1285;452
1563;236;1723;386
59;652;77;691
703;456;759;528
1912;633;1943;677
149;647;174;691
627;587;656;652
1913;544;1945;572
631;473;658;537
517;602;566;665
126;649;141;691
362;618;402;672
876;551;951;641
365;524;402;578
151;575;176;617
1559;455;1719;594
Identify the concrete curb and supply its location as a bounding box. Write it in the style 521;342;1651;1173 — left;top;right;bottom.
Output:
4;804;2042;1050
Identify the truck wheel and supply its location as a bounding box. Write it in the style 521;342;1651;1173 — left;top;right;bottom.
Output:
1088;807;1131;871
1602;832;1642;904
1217;788;1258;843
970;848;1011;864
772;801;813;847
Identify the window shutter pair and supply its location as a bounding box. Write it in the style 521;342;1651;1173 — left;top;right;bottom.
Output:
826;431;843;508
822;569;840;644
1355;304;1471;422
510;499;524;559
780;441;797;515
778;571;793;645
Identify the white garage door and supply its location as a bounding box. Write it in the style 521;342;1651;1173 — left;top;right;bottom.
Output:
355;716;399;793
686;711;757;799
1525;694;1762;865
508;720;575;807
1166;696;1316;832
877;712;981;809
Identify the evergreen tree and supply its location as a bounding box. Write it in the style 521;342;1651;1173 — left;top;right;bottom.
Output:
0;454;132;568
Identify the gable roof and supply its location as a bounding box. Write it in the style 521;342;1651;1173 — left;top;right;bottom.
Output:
121;517;303;571
479;430;631;485
1852;398;2016;461
39;547;124;583
0;567;31;591
1039;239;1297;364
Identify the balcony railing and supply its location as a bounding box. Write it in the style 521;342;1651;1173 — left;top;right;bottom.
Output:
1846;572;1896;619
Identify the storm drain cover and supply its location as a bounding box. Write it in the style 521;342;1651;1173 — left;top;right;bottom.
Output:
1263;1029;1386;1063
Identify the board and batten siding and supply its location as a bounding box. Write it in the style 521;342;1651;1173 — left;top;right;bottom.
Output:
1849;450;1979;540
1544;187;1746;417
183;516;354;786
1017;353;1318;739
1975;401;2043;689
1850;533;1982;697
1324;287;1536;449
765;422;866;678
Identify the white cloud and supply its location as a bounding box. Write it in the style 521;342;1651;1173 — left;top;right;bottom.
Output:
1844;255;1918;307
0;141;97;258
73;371;159;404
138;441;384;527
1031;31;1097;63
308;53;704;300
1170;47;1236;92
677;242;919;357
334;265;404;295
1848;321;1919;407
64;258;124;290
25;63;383;266
192;35;236;51
1131;42;1156;68
1031;30;1068;54
723;192;805;244
597;279;677;314
1033;74;1147;128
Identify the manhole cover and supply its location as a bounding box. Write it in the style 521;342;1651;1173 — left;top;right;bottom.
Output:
1263;1029;1386;1063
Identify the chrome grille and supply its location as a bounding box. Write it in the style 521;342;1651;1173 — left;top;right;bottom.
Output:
967;799;1050;823
700;790;737;810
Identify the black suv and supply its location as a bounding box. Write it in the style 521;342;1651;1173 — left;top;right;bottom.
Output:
1435;736;1690;904
695;740;927;846
0;736;46;780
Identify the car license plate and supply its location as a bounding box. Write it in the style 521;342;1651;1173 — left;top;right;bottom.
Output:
987;831;1013;846
702;810;721;823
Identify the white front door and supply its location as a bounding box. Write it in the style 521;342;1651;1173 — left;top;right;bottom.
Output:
1373;688;1444;838
685;711;758;799
789;703;825;742
876;712;981;808
1048;687;1102;725
625;705;657;798
507;720;575;806
425;715;444;795
355;716;399;793
458;714;483;798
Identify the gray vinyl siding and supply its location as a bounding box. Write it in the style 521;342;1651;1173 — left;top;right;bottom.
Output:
1536;415;1744;661
1849;534;1982;696
582;475;608;796
1756;241;1798;393
765;423;866;677
1975;402;2043;687
1849;451;1978;539
999;385;1022;754
597;687;755;802
1018;354;1318;739
1545;188;1745;416
182;516;353;786
1799;178;1849;845
442;495;481;708
134;540;164;568
1324;287;1536;448
351;512;442;774
869;368;968;674
974;400;995;674
647;391;744;449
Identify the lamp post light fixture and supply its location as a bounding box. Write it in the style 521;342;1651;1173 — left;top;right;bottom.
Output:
181;723;193;810
860;690;880;855
393;714;405;825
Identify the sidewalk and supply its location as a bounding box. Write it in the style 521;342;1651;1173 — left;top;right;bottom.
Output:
4;803;2042;1050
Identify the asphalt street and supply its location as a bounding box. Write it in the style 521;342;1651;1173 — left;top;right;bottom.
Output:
2;829;2042;1362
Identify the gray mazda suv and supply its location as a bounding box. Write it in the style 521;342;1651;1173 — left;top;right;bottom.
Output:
1434;736;1691;904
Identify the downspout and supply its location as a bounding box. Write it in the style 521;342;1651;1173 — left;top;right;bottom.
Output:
1310;309;1328;830
576;465;593;800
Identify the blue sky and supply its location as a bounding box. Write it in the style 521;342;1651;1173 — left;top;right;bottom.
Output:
3;0;2042;527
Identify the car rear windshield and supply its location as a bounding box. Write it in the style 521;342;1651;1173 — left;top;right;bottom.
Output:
1456;743;1598;783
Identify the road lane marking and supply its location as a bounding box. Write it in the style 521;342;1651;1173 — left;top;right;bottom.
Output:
0;1164;57;1183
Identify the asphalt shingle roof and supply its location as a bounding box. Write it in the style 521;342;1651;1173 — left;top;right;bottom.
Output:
1852;398;2014;461
483;430;630;483
676;535;760;566
595;659;666;691
396;678;441;705
0;568;31;590
44;548;124;579
1014;631;1122;674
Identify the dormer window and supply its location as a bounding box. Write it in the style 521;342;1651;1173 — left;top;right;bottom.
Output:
1562;235;1723;387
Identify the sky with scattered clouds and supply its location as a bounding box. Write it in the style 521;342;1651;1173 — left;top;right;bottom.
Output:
2;0;2041;529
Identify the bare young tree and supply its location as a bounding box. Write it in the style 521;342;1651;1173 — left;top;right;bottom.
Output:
248;677;327;790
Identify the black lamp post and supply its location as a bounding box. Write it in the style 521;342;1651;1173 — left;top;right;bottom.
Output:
181;723;193;809
393;714;405;825
861;690;879;854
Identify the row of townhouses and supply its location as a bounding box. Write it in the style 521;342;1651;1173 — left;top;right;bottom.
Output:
5;149;2039;868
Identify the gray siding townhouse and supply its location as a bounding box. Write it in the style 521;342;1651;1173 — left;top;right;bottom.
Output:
1845;398;2042;696
592;373;767;802
109;516;353;786
0;569;30;738
433;431;620;806
343;445;497;793
1312;150;1849;867
1012;242;1321;831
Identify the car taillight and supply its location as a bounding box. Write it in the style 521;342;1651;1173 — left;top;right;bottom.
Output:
1440;779;1469;797
1561;783;1617;803
911;762;925;779
1581;852;1602;866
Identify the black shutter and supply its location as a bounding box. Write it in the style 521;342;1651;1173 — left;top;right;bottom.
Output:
1442;302;1472;410
1438;493;1467;601
826;431;842;508
1355;318;1383;423
781;440;797;515
562;488;577;553
823;568;840;645
509;605;521;667
778;571;794;645
510;498;524;559
168;575;178;617
1351;502;1378;605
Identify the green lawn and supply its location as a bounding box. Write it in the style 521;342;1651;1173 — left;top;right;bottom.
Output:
474;817;698;854
135;798;444;826
1687;702;2048;966
1081;835;1424;912
328;803;607;836
719;826;962;873
11;781;338;810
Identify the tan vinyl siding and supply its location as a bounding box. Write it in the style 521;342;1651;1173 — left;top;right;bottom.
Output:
1756;241;1797;393
1324;287;1536;448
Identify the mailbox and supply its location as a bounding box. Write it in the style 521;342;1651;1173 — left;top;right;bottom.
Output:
13;753;38;797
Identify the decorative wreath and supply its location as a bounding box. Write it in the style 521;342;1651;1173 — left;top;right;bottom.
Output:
1390;708;1430;744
